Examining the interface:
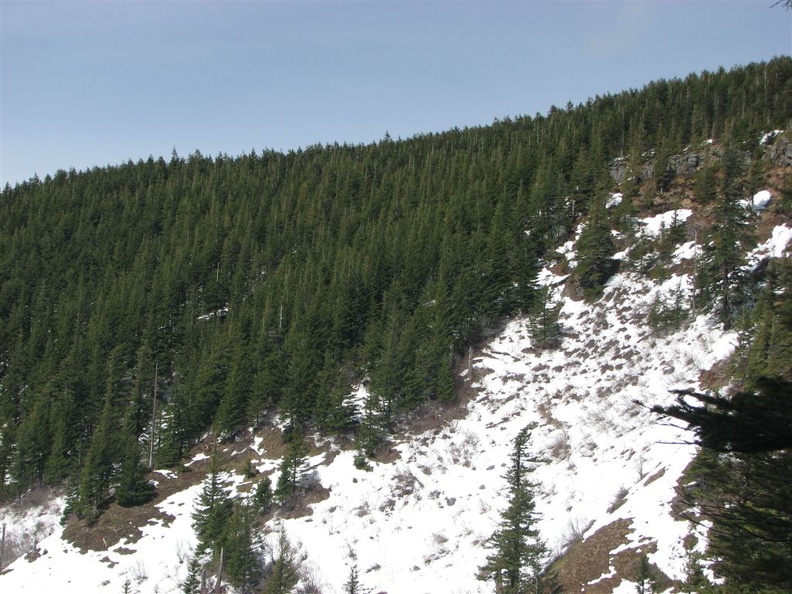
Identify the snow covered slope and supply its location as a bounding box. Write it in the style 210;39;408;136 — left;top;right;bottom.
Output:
2;208;789;594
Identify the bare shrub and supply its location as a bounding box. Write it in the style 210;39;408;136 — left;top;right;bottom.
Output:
561;518;593;550
608;486;630;514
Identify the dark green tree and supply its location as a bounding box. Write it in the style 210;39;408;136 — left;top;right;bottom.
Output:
75;392;117;523
695;145;754;330
181;557;202;594
253;475;274;515
192;447;233;557
574;192;616;301
633;553;659;594
527;285;563;349
651;379;792;592
478;425;547;594
115;401;156;507
274;430;310;506
262;527;301;594
222;502;264;593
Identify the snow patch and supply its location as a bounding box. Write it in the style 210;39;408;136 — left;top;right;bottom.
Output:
639;209;691;238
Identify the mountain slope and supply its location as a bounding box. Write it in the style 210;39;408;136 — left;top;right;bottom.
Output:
4;195;788;593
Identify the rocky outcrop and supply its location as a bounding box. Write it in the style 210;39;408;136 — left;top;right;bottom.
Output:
765;133;792;167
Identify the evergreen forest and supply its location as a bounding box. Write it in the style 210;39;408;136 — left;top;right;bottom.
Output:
1;57;792;592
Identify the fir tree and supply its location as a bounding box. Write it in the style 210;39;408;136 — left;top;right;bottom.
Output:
344;561;371;594
652;380;792;591
527;284;563;349
76;392;117;523
253;475;274;515
181;557;202;594
192;447;233;557
115;404;156;507
574;192;616;302
274;429;310;506
222;502;264;593
696;144;754;330
478;425;547;594
262;527;301;594
633;553;659;594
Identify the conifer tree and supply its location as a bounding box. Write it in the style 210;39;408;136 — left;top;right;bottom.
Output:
274;429;310;506
76;392;117;522
253;475;274;515
344;561;370;594
527;285;563;349
633;553;659;594
214;341;253;439
115;428;156;507
478;425;547;594
262;527;301;594
222;502;264;593
695;144;754;329
192;447;233;557
652;380;792;591
115;400;156;507
181;557;202;594
574;192;616;301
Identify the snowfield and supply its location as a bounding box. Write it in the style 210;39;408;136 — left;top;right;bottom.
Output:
3;214;789;594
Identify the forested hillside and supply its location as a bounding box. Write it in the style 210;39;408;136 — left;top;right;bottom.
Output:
1;55;791;547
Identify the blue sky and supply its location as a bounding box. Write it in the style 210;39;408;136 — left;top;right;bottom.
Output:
1;1;790;188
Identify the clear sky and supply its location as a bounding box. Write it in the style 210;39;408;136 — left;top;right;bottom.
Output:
1;0;790;188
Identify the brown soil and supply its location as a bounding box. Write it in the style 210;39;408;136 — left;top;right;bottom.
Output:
553;519;671;594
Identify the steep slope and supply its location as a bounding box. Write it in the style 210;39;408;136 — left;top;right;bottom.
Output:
5;193;789;593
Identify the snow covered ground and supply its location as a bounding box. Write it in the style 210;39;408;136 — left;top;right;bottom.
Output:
1;207;789;594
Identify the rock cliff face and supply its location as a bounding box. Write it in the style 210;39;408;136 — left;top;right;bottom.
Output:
766;133;792;166
609;132;792;184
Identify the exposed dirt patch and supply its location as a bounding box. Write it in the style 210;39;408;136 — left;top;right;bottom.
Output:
555;518;672;593
698;357;732;391
554;518;633;593
643;467;666;486
276;484;331;520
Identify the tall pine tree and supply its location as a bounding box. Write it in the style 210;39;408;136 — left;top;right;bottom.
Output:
478;425;547;594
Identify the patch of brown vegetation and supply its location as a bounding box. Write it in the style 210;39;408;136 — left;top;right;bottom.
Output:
392;348;486;441
698;357;732;391
643;467;666;486
276;483;331;520
554;519;672;593
63;500;177;553
554;519;633;593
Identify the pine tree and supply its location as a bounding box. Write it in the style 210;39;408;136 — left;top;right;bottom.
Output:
262;527;301;594
344;561;371;594
696;144;754;329
222;502;264;593
527;285;563;349
634;553;659;594
478;425;547;594
574;192;616;302
181;557;202;594
652;380;792;591
76;392;117;523
115;404;156;507
192;447;233;557
274;429;310;506
253;475;274;515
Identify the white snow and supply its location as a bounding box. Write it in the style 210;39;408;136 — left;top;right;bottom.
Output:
639;209;692;238
760;130;784;145
747;224;792;269
751;190;772;211
740;189;773;213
